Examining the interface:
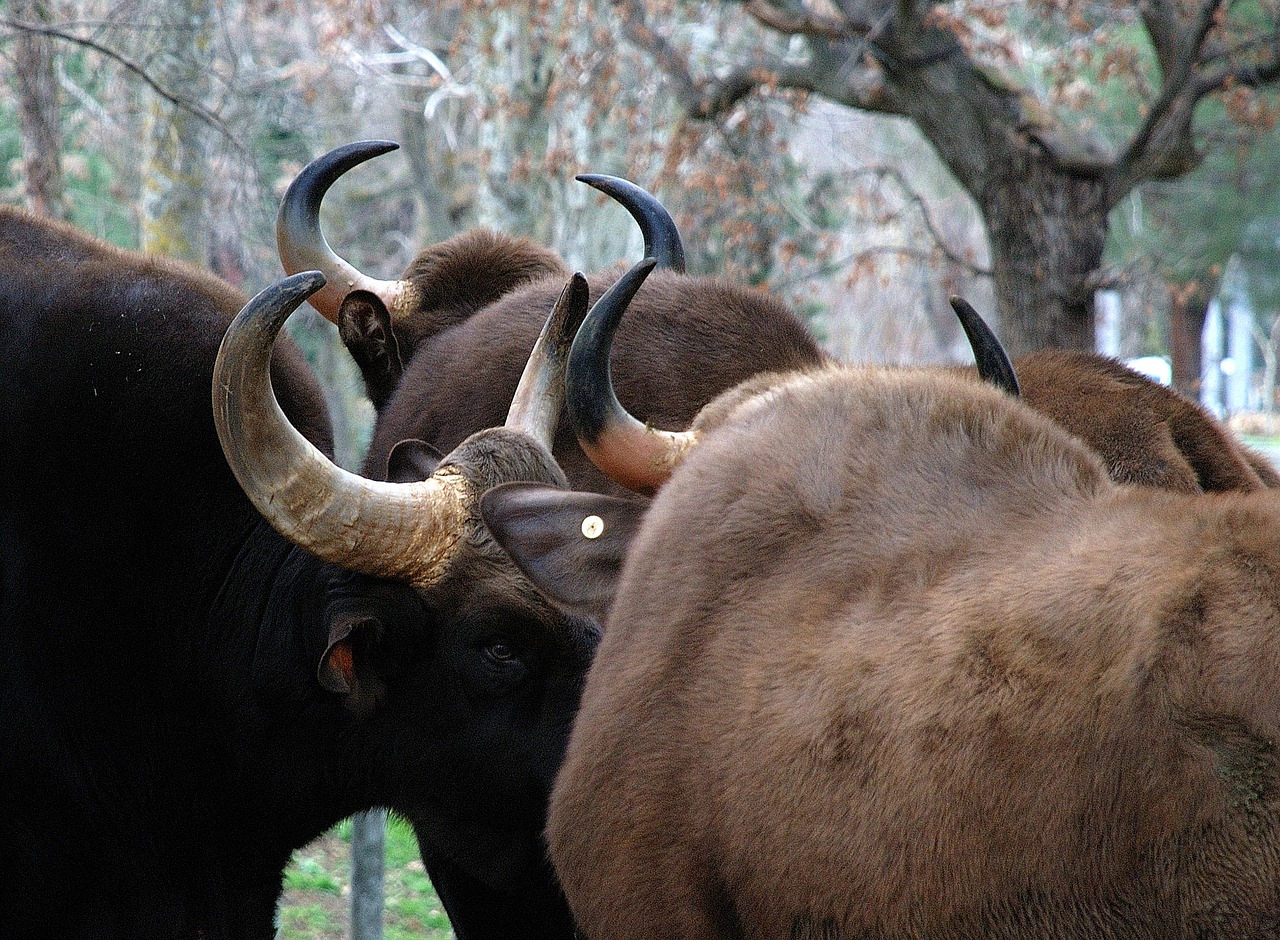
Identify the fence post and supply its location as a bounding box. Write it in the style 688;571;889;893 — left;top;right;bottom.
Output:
351;809;387;940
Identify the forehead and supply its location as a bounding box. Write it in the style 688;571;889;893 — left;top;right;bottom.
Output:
428;560;600;647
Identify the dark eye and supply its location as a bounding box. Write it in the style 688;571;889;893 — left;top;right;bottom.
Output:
484;641;517;665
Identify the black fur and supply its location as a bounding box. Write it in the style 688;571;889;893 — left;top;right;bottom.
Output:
0;207;589;940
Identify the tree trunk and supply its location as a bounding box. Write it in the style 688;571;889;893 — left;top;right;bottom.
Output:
139;0;212;263
979;149;1109;355
13;0;66;220
1169;284;1211;397
400;99;472;247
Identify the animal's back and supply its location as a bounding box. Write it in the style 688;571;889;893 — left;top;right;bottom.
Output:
1;207;329;601
0;207;331;937
1014;348;1276;492
549;366;1280;939
367;266;823;490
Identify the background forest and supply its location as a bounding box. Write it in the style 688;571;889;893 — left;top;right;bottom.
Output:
3;0;1279;937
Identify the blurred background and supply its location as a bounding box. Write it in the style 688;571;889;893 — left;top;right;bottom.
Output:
3;1;1278;935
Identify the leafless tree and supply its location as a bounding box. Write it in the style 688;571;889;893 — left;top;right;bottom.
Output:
614;0;1280;364
11;0;66;219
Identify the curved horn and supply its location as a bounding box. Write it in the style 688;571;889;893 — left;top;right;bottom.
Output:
577;174;686;273
276;140;417;324
566;258;699;495
506;273;591;450
950;295;1020;396
213;272;469;587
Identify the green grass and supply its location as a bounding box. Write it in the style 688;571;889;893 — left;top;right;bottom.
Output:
286;856;343;895
278;816;455;939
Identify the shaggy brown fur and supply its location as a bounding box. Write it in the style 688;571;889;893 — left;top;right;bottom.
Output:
1013;348;1279;492
393;228;571;345
336;229;569;409
546;366;1280;939
355;233;1272;496
366;261;821;492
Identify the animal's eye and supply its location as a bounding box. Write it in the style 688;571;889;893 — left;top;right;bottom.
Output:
484;641;517;665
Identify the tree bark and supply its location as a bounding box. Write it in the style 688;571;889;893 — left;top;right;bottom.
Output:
12;0;66;220
1169;282;1211;397
980;147;1109;353
139;0;213;264
833;8;1115;355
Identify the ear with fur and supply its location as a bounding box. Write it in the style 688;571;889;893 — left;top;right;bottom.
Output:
338;289;405;409
318;614;386;718
480;482;647;624
386;438;445;483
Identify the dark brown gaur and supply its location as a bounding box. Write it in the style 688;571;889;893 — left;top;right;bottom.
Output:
273;144;822;496
275;141;684;325
275;141;692;418
213;269;588;586
1;202;600;940
1013;347;1280;492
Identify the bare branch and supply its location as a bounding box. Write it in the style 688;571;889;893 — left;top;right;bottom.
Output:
382;24;453;82
611;0;703;111
1194;32;1280;94
0;16;241;150
742;0;860;39
849;164;992;277
795;243;980;290
1120;0;1280;189
614;0;899;121
1117;1;1223;185
849;244;962;267
613;0;802;117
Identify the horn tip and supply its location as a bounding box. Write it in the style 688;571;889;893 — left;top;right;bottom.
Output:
566;273;590;310
294;269;328;290
576;173;626;191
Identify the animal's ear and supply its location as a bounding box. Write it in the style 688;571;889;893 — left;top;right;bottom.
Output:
480;482;647;624
386;438;445;483
318;613;386;718
338;289;404;409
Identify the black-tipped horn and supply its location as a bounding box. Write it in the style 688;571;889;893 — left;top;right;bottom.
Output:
276;141;416;323
950;296;1020;397
566;258;699;494
577;174;686;273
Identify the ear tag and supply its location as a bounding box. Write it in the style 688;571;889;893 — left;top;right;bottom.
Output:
581;515;605;539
